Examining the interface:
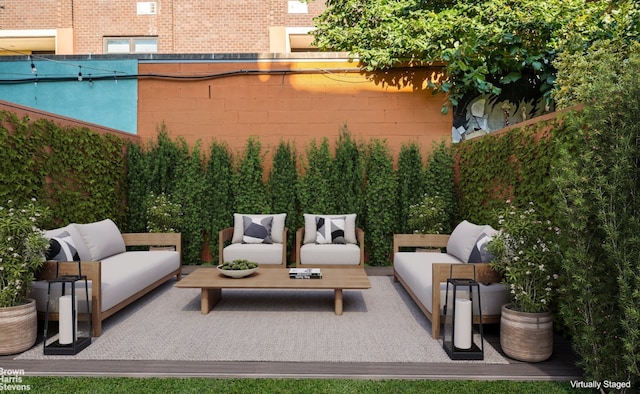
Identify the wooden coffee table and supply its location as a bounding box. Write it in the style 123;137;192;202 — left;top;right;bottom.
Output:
175;267;371;315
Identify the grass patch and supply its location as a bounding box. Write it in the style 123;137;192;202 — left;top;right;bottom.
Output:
20;377;575;393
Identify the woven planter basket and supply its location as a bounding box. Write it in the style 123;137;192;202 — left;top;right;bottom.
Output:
0;298;37;355
500;303;553;362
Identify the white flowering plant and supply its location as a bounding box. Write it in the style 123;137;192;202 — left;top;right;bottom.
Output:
145;192;182;233
0;199;51;308
487;201;561;313
407;194;448;234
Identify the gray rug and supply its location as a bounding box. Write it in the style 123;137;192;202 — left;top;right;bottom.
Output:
18;276;507;364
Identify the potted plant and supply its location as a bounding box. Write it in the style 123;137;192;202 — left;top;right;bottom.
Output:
0;198;51;355
487;200;561;362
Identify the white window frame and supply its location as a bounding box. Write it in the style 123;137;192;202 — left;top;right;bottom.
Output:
104;37;158;54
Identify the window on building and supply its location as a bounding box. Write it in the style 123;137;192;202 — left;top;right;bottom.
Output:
104;37;158;54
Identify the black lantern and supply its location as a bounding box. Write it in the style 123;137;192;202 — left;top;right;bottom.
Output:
43;261;92;355
442;265;484;360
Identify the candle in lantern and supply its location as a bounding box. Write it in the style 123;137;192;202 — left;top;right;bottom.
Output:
454;298;472;349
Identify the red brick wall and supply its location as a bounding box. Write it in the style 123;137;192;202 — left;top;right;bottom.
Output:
137;58;452;164
1;0;324;54
0;0;62;29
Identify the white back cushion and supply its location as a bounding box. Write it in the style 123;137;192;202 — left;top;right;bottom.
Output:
446;220;486;263
303;214;357;244
232;213;286;244
74;219;126;261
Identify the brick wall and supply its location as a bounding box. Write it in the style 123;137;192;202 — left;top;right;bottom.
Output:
1;0;324;54
0;0;60;29
137;57;452;164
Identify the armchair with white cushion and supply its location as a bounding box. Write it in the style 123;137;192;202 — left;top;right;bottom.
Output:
295;213;364;267
219;213;288;267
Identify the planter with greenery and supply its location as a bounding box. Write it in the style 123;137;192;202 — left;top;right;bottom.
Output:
0;198;50;355
487;200;561;362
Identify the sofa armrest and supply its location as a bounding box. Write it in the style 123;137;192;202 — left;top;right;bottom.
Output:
122;233;182;254
393;233;450;254
218;227;234;265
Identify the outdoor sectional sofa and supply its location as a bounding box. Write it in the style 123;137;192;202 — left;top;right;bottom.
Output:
30;219;181;337
393;220;510;339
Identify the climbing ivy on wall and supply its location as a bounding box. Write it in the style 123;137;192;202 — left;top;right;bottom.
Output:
455;122;559;226
0;111;127;229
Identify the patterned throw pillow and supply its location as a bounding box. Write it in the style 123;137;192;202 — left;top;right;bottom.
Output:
46;231;81;261
468;226;497;263
315;216;346;244
242;216;273;244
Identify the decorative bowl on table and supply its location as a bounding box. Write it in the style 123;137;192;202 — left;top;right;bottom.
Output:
217;260;259;278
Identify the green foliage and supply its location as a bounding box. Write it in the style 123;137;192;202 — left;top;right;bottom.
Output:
424;140;456;232
363;139;397;266
407;194;447;235
126;142;150;233
332;128;364;220
0;199;50;307
145;192;181;233
487;201;561;313
147;125;180;195
312;0;590;111
268;141;298;262
232;137;269;214
552;49;640;387
396;142;425;233
203;141;235;263
0;112;128;230
173;140;206;265
455;125;557;227
553;4;640;109
297;138;336;214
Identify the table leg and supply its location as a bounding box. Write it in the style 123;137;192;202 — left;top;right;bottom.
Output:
201;288;221;314
334;288;343;315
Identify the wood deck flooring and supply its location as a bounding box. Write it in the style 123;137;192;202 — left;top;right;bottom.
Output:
1;267;583;381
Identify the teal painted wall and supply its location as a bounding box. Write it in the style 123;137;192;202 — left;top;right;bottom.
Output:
0;59;138;134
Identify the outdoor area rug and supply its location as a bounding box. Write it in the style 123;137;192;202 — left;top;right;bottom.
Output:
17;276;507;364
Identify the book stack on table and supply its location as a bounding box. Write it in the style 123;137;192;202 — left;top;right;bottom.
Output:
289;268;323;279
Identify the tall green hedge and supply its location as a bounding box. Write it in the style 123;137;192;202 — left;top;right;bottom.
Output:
204;141;234;262
396;142;425;234
268;141;298;255
363;139;397;266
297;138;336;214
233;137;269;214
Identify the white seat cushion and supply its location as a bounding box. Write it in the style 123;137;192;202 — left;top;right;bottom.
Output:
223;243;284;265
393;252;509;316
299;243;360;265
100;251;180;311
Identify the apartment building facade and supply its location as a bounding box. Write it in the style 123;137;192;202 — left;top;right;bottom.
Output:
0;0;324;55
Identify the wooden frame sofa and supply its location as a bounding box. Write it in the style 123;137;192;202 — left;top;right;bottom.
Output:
32;220;181;337
393;222;509;339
